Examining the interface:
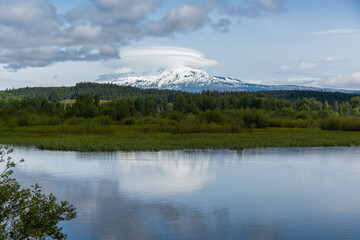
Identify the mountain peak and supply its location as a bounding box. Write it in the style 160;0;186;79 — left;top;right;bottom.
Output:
96;67;359;93
96;67;248;92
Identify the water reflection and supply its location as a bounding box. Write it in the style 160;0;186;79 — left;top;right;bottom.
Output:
10;147;360;239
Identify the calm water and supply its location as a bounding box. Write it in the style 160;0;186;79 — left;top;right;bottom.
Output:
9;147;360;240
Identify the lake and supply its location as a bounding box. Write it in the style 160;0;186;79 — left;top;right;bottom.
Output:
9;147;360;240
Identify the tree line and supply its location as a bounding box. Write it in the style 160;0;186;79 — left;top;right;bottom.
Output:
1;89;360;132
3;82;359;104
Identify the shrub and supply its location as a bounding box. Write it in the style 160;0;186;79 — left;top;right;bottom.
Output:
6;120;17;130
123;117;136;125
320;116;360;131
269;118;282;127
281;119;296;128
295;110;309;120
65;117;85;125
93;115;110;125
16;113;47;126
243;109;269;128
47;116;62;126
279;108;295;117
297;120;311;128
320;116;341;130
138;117;158;125
340;117;360;131
312;110;330;119
167;111;183;121
199;111;225;125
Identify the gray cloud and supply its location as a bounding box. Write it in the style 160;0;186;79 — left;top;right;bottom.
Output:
0;0;285;70
148;3;213;37
218;0;284;18
1;46;116;70
91;0;157;21
211;18;231;33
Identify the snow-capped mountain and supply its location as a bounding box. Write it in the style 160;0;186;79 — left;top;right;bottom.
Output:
96;67;357;93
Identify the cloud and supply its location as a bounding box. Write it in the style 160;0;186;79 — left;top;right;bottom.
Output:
115;46;218;73
0;0;217;70
286;72;360;90
280;57;336;73
325;57;334;62
281;61;317;71
0;0;285;70
246;0;283;12
314;29;360;35
218;0;284;18
91;0;157;21
148;3;213;37
211;18;231;33
324;72;360;90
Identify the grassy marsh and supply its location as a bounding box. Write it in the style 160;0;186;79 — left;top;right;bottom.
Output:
1;126;360;152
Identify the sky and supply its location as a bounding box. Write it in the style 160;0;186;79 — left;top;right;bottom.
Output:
0;0;360;90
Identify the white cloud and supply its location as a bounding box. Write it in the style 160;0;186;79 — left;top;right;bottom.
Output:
286;72;360;90
281;61;317;71
280;57;336;72
286;75;322;85
299;61;317;70
314;29;360;35
325;72;360;89
116;46;218;73
276;57;360;90
325;57;334;62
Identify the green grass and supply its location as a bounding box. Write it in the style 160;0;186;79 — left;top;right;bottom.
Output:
0;126;360;152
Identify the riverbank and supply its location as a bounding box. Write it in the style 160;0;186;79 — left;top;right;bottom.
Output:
0;126;360;152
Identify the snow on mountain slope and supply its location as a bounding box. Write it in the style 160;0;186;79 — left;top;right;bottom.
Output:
96;67;357;93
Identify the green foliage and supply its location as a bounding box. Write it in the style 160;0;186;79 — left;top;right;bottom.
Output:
0;146;76;239
243;109;269;128
256;90;359;104
122;117;136;125
350;96;360;108
2;83;360;138
320;116;341;131
199;111;225;124
295;110;309;120
167;111;183;121
320;115;360;131
69;94;98;118
41;121;116;135
1;127;360;152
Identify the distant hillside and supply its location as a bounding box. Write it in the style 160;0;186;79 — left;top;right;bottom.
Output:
2;82;359;104
3;82;182;101
255;90;360;105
